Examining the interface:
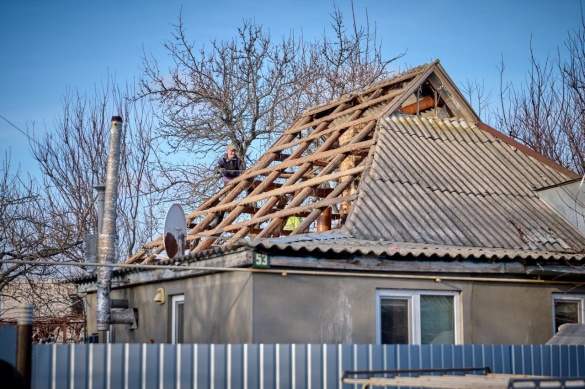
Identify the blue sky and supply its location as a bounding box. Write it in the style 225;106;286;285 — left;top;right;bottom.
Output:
1;0;582;173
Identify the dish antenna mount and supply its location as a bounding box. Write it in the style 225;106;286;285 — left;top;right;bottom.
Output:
164;204;187;259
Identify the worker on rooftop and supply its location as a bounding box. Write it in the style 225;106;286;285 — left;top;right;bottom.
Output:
211;143;246;227
214;143;245;185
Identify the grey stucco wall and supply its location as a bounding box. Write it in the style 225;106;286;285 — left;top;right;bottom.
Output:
85;271;253;343
251;273;585;344
83;265;585;345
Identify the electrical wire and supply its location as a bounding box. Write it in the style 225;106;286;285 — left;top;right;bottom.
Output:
0;113;46;150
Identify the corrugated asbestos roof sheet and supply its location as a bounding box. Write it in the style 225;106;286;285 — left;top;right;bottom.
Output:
69;231;585;284
344;114;585;253
246;234;585;262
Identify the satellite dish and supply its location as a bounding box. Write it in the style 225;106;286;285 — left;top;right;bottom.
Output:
164;204;187;259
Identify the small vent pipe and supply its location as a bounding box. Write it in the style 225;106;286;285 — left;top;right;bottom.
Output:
94;184;106;233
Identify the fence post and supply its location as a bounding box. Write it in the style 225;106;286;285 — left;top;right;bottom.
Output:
16;304;33;389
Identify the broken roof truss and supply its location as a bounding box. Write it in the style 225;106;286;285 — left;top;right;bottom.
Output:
128;61;479;264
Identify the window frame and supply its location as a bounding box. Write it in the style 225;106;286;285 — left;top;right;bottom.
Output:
552;293;585;335
376;290;461;345
171;294;185;344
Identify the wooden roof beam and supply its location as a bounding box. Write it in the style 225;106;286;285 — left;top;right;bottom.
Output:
398;95;435;115
218;127;348;246
191;128;375;221
255;119;375;239
196;194;358;237
271;115;377;155
195;104;356;251
182;117;320;246
303;66;430;117
195;85;379;251
184;117;313;222
286;88;402;136
249;180;282;191
293;164;363;235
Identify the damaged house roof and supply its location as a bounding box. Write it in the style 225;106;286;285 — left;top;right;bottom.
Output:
126;60;585;266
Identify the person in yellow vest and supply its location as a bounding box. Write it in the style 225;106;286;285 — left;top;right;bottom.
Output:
283;216;301;231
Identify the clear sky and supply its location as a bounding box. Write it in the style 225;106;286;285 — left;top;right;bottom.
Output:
1;0;582;173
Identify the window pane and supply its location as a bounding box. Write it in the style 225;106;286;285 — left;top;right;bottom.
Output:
420;295;454;344
176;302;184;343
554;301;579;333
380;298;409;344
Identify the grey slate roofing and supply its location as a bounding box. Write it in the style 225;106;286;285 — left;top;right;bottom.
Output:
344;114;585;253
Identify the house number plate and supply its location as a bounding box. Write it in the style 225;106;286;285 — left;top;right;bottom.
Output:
252;252;270;268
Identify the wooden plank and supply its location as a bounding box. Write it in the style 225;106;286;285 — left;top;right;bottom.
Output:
249;180;282;191
302;67;428;117
236;140;374;182
143;236;163;249
379;63;437;119
286;88;402;135
190;165;365;218
272;115;379;154
126;250;147;264
293;168;360;234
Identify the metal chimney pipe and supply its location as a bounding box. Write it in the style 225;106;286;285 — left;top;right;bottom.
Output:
94;184;106;233
96;116;123;337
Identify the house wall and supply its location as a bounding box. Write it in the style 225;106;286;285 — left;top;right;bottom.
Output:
83;265;585;345
85;271;254;343
251;272;585;344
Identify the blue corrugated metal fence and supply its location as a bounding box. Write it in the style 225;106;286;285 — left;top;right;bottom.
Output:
32;344;585;389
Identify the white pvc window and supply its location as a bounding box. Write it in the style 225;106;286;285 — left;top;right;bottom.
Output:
171;294;185;344
552;294;585;334
376;290;460;345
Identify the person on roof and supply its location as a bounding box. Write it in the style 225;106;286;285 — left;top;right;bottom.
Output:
211;143;246;228
214;143;245;184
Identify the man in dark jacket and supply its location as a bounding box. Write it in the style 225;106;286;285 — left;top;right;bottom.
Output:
211;144;245;228
214;143;245;184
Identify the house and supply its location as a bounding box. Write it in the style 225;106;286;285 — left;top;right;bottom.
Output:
73;60;585;345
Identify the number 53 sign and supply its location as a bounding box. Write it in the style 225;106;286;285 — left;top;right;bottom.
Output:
252;252;270;268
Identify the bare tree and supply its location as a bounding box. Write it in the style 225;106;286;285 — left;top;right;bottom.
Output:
0;151;83;325
30;80;159;261
307;3;405;105
140;17;306;161
1;154;51;289
496;34;585;176
139;3;404;206
460;78;492;122
1;81;159;340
